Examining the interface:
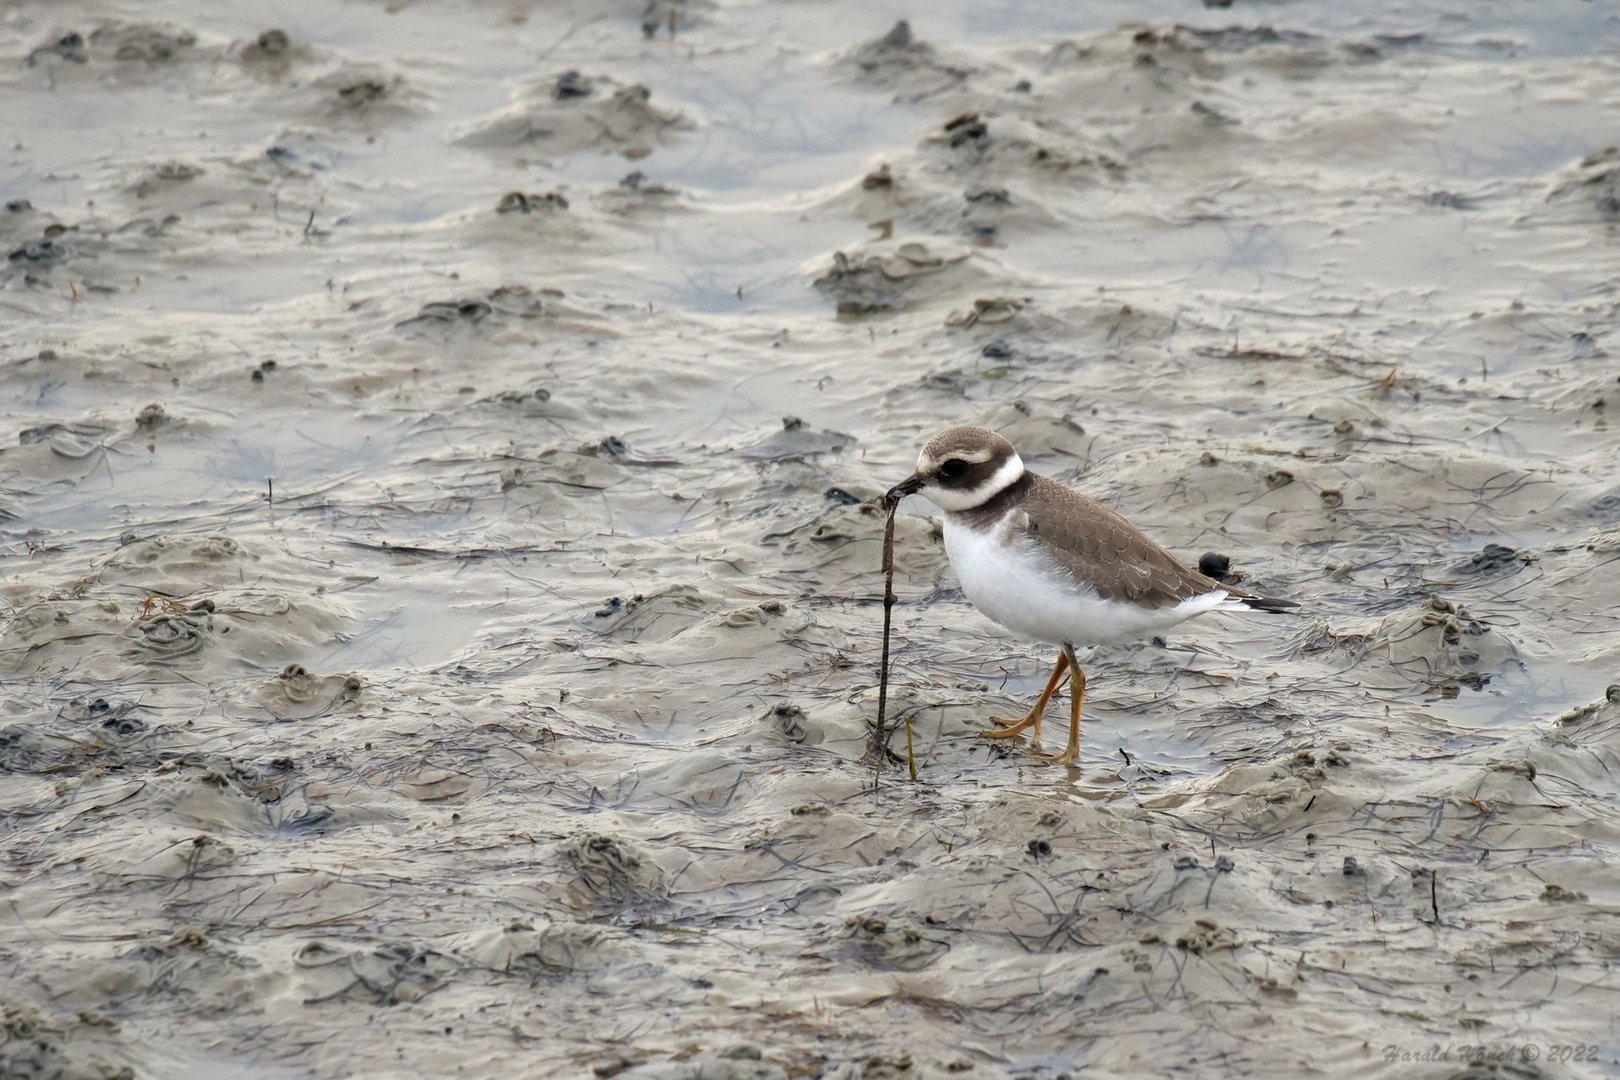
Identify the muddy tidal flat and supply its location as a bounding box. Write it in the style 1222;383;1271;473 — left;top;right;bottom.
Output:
4;1;1620;1077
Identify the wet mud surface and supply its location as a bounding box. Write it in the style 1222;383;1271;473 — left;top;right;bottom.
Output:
3;1;1620;1077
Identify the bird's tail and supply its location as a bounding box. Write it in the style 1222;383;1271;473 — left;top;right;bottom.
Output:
1230;590;1298;614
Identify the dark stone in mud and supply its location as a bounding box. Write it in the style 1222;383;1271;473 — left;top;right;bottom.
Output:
1265;469;1294;490
982;338;1013;359
8;239;68;264
27;31;88;66
497;190;568;214
554;70;593;99
336;79;390;108
5;199;32;213
103;713;147;736
944;112;988;149
1465;543;1522;572
256;29;290;56
862;164;893;190
824;487;862;506
1199;552;1234;581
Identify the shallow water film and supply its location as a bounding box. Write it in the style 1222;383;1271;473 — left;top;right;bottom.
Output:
4;1;1620;1077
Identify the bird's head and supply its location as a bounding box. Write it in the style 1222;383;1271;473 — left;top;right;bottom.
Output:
886;426;1025;512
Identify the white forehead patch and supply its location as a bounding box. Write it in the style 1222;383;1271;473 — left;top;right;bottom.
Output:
919;445;996;471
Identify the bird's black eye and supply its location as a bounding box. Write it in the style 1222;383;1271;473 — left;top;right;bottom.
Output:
939;458;968;480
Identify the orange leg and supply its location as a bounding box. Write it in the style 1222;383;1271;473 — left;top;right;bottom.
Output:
1035;645;1085;766
984;651;1069;743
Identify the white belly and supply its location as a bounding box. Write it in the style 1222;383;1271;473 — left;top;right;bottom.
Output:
942;513;1234;647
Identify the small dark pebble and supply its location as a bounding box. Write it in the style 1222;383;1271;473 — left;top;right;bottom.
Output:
1343;856;1362;877
251;369;265;382
1265;468;1295;489
103;716;146;736
949;120;988;148
594;597;624;618
598;435;629;458
982;338;1012;359
9;240;65;264
5;199;32;213
1199;552;1233;580
1468;543;1520;571
1026;838;1052;859
29;32;88;66
824;487;862;506
497;191;569;214
1173;854;1200;870
554;70;592;99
